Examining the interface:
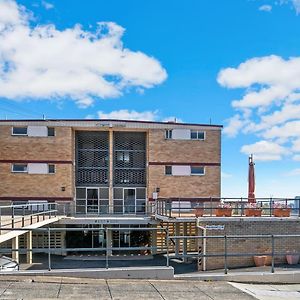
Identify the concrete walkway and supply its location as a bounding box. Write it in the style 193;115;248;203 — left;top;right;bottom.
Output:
0;276;255;299
230;282;300;300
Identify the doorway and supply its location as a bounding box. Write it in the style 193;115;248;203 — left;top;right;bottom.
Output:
124;188;136;214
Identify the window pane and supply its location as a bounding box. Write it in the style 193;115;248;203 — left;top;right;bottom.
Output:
87;189;98;199
191;131;197;139
76;188;86;199
12;127;27;135
136;188;146;199
47;127;55;136
191;166;204;175
12;164;27;172
48;164;55;173
197;131;205;140
99;188;109;199
113;188;123;199
165;130;172;139
165;166;172;175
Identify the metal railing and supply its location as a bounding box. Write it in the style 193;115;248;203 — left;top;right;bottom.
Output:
156;197;300;218
0;203;59;230
166;234;300;274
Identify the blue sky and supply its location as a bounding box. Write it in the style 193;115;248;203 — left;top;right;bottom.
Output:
1;0;300;198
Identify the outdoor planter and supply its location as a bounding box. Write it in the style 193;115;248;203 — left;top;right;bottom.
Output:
253;255;272;267
245;208;262;217
273;208;291;217
215;208;232;217
286;253;300;265
194;207;204;217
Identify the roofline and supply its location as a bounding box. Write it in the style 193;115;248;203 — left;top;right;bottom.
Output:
0;118;223;128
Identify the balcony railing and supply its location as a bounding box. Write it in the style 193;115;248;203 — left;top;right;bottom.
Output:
155;197;300;218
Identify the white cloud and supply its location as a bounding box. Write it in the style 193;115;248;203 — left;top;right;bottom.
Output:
221;171;232;179
218;54;300;161
285;168;300;176
241;140;289;161
41;1;54;10
162;116;183;123
97;109;159;121
86;109;182;122
259;4;272;11
0;1;167;107
293;154;300;161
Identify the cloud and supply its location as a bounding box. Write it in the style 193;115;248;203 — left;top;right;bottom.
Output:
241;140;289;161
0;0;167;108
221;171;232;179
218;54;300;161
86;109;183;122
285;168;300;176
259;4;272;12
41;1;54;10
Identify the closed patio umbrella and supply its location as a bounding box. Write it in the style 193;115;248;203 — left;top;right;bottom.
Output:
248;154;256;203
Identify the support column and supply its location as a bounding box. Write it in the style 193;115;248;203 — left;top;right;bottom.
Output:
108;130;114;214
175;223;180;257
183;223;188;263
151;226;157;255
107;228;113;255
26;231;32;264
12;236;19;263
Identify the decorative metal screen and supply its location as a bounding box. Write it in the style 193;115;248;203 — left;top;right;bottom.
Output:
113;132;146;186
76;131;109;186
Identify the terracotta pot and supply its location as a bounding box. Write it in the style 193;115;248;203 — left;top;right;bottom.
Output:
253;255;272;266
215;208;232;217
274;208;291;217
286;254;300;265
194;208;204;217
245;208;262;217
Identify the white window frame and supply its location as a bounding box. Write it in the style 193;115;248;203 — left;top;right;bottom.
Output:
165;129;173;139
190;130;205;140
48;164;56;174
190;166;205;176
11;127;28;136
11;164;28;173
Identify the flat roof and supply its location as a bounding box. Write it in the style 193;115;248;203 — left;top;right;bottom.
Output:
0;119;223;129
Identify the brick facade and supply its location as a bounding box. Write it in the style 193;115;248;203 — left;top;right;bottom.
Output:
197;218;300;270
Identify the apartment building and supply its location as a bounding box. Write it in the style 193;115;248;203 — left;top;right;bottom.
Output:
0;119;222;256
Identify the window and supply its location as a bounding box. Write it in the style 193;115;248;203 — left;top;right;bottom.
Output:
165;166;172;175
117;152;130;163
12;164;28;173
12;127;27;136
47;127;55;136
165;130;172;139
48;164;55;174
191;130;205;140
191;166;205;175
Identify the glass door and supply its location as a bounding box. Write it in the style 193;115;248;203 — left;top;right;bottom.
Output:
87;188;99;214
124;188;136;214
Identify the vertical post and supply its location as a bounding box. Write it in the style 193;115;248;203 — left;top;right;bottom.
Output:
179;198;181;217
271;235;275;273
175;223;180;257
22;206;25;227
12;206;14;229
166;227;169;267
12;236;19;263
210;197;212;216
151;227;157;255
183;222;188;263
108;130;114;214
269;197;272;217
26;231;33;264
224;235;228;274
48;227;51;271
106;227;109;269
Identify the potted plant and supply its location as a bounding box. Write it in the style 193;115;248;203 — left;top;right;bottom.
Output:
273;203;291;217
286;250;300;265
215;202;232;217
253;248;272;266
245;202;262;217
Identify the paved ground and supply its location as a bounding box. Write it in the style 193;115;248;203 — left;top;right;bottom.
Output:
230;282;300;300
0;277;255;299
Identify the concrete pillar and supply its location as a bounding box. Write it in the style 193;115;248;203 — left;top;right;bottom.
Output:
175;223;180;257
108;130;114;214
183;223;188;263
151;226;157;255
12;236;19;263
26;231;32;264
107;228;113;256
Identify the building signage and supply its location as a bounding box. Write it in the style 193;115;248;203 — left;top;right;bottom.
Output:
205;225;225;230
